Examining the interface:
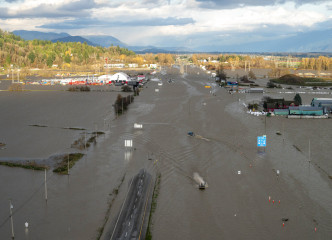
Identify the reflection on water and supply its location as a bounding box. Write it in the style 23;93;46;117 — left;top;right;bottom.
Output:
124;151;133;162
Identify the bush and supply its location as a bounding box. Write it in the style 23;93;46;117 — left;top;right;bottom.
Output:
267;81;277;88
8;83;23;91
68;86;90;92
121;85;132;92
114;94;134;115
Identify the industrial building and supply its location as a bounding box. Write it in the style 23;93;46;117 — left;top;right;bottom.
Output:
289;106;324;116
311;98;332;113
245;88;264;93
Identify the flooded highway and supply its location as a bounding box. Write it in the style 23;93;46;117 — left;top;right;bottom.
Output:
0;66;332;239
105;169;152;240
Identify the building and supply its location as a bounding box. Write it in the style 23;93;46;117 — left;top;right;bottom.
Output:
128;64;138;68
265;98;299;112
245;88;264;93
110;72;132;83
274;109;289;116
289;106;324;116
311;98;332;113
104;63;125;68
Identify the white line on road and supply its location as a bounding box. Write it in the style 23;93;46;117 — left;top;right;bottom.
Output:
110;178;134;240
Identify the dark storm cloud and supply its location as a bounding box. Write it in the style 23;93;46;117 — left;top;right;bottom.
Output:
37;17;195;30
195;0;329;8
0;0;102;19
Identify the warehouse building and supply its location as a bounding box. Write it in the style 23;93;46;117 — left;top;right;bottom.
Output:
311;98;332;113
289;106;324;116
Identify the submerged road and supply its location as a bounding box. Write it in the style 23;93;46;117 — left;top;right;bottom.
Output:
110;169;152;240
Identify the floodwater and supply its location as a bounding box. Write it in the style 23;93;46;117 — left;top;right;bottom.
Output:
0;67;332;239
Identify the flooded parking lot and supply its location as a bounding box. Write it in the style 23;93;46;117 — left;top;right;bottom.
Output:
0;67;331;239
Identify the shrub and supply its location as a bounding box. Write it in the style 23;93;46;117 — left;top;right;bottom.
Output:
68;86;90;92
121;85;132;92
8;83;23;91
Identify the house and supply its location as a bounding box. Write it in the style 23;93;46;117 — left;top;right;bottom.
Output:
264;98;299;112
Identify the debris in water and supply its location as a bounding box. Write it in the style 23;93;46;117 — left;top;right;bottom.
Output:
282;218;289;222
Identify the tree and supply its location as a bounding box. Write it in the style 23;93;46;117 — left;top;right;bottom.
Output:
64;54;71;63
294;93;302;105
28;52;36;63
216;65;227;81
248;70;256;79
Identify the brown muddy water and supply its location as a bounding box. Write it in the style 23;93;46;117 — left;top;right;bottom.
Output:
0;67;332;240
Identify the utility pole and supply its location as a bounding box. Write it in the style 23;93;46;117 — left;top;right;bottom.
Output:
45;169;48;202
84;132;87;150
9;200;14;239
67;154;70;175
309;139;311;163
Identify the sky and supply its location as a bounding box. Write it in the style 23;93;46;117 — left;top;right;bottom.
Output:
0;0;331;50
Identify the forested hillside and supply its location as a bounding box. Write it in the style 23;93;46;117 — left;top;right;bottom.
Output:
0;29;135;69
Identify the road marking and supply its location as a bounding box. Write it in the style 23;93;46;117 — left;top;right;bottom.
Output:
138;177;154;240
110;178;134;240
128;222;130;226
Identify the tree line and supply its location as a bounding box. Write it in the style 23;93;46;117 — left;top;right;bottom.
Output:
0;29;174;71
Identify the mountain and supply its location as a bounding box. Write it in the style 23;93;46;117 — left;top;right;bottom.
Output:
129;46;194;53
198;29;332;53
51;36;97;46
12;30;70;41
83;35;127;48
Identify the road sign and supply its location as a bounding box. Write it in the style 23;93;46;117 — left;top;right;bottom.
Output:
257;135;266;147
125;140;133;147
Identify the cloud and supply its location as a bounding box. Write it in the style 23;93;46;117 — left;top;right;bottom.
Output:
195;0;330;9
37;17;195;29
0;0;103;19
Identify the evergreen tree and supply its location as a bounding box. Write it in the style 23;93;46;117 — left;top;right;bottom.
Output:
294;93;302;105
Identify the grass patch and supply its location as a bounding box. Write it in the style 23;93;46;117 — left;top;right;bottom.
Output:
145;173;161;240
0;161;48;171
271;74;332;86
29;124;48;127
53;153;84;174
68;86;91;92
293;145;302;152
92;131;105;135
8;83;23;91
63;127;86;131
71;132;104;150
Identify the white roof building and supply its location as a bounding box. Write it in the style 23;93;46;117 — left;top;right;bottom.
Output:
110;72;131;82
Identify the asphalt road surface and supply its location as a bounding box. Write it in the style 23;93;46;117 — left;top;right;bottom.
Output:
109;169;152;240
